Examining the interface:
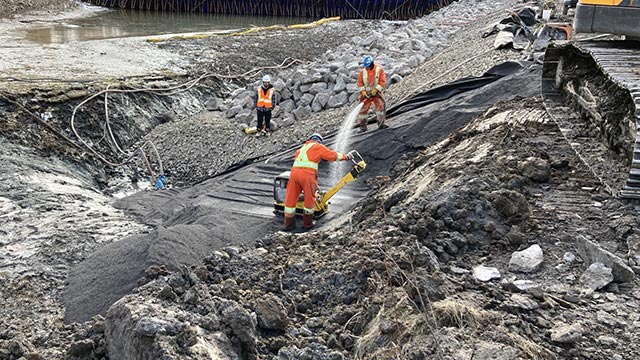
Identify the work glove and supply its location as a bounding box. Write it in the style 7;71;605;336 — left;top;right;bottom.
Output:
346;152;355;161
155;175;166;190
371;88;378;96
359;90;367;98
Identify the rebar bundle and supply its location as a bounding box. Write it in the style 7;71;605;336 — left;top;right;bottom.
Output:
84;0;450;19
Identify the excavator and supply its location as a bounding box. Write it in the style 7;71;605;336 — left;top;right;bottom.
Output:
273;150;366;219
542;0;640;198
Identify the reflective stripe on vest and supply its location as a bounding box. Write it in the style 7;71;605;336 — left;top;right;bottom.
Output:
257;87;275;109
293;143;319;171
361;65;382;92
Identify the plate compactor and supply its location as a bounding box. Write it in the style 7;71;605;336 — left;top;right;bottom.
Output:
273;150;366;219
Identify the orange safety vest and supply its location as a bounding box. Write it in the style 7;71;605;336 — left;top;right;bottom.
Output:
256;87;275;109
359;65;384;93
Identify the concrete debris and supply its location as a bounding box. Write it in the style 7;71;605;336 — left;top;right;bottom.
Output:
550;324;582;344
580;262;614;290
577;236;635;283
473;265;501;282
509;244;544;273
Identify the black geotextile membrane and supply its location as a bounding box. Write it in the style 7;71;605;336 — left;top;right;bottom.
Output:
386;60;526;118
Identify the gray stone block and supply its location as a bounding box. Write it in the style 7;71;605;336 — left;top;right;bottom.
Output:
327;92;348;108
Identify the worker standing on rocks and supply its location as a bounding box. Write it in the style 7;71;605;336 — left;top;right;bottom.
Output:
254;74;278;136
357;55;388;132
284;133;353;231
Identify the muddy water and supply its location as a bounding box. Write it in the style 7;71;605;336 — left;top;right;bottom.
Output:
21;7;310;44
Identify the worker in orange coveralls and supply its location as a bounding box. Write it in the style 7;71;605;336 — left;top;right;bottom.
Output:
283;133;353;231
357;55;388;132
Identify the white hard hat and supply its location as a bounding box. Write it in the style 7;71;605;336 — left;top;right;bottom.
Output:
262;75;271;83
309;133;324;144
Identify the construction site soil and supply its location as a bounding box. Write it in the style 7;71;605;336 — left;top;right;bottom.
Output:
1;0;640;359
0;0;74;19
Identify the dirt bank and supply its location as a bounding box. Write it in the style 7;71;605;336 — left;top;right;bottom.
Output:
83;97;640;359
0;0;76;19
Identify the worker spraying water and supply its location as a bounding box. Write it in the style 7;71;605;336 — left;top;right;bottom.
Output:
357;55;388;132
328;55;387;185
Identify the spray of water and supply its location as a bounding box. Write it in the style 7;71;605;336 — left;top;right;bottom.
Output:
329;102;364;185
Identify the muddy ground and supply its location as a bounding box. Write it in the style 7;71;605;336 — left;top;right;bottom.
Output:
0;0;75;19
2;0;640;359
100;98;640;360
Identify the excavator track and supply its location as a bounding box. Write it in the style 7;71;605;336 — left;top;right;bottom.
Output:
542;40;640;198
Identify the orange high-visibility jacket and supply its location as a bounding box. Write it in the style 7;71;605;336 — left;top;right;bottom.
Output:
256;87;276;110
357;64;386;93
292;140;347;174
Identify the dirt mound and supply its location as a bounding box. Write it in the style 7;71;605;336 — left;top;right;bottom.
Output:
66;99;639;359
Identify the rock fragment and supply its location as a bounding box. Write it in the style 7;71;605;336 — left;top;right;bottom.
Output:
550;324;582;344
580;262;614;290
509;244;543;273
254;296;289;331
473;265;501;282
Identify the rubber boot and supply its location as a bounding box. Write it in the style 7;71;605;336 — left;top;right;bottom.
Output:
359;118;368;133
283;215;295;231
302;214;314;230
377;115;388;130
